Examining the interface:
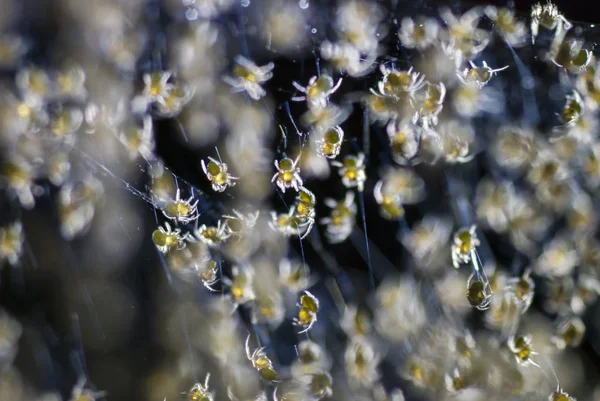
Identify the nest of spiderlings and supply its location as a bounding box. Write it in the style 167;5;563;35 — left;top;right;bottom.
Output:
1;1;600;401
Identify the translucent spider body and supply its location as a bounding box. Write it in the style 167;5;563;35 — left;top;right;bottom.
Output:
315;126;344;159
272;156;303;193
223;56;274;100
143;71;172;104
222;210;260;238
508;335;538;367
195;221;230;247
279;259;316;293
152;222;189;254
17;67;51;106
0;156;36;209
505;271;535;313
187;373;214;401
457;61;509;89
68;377;106;401
294;290;319;333
401;215;452;264
373;182;403;221
416;82;446;128
118;116;154;160
162;188;199;224
345;338;380;387
307;372;333;400
440;8;490;66
198;259;219;292
155;81;193;118
320;192;357;243
320;41;377;78
0;222;24;266
245;334;279;382
531;2;572;45
332;153;366;191
386;120;420;165
398;17;439;50
373;65;426;98
55;66;86;100
201;157;238;192
485;7;527;47
451;225;480;268
223;266;254;308
467;273;493;310
553;316;585;349
49;107;84;139
292;75;342;109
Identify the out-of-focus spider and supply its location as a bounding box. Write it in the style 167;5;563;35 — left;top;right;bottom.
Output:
320;191;357;243
222;209;260;237
531;1;572;45
187;373;214;401
201;156;238;192
152;222;189;254
68;377;106;401
272;155;303;193
143;71;173;104
223;56;274;100
457;61;509;89
162;188;199;224
292;75;343;109
0;221;24;266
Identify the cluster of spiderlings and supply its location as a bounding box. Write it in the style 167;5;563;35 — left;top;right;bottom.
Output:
3;1;600;401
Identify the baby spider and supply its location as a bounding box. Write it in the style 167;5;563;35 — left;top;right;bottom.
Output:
224;266;255;307
505;270;535;314
315;126;344;159
201;157;238;192
386;119;421;165
551;37;592;73
294;290;319;333
373;181;404;221
143;71;173;104
222;209;260;237
162;188;199;224
152;222;189;254
466;273;493;311
69;377;106;401
292;74;343;109
245;334;279;382
198;259;220;292
0;221;24;266
272;155;303;193
531;1;572;45
451;225;480;268
332;153;367;192
548;386;576;401
457;61;509;89
320;191;357;243
223;55;274;100
187;373;214;401
553;316;586;349
195;220;230;247
508;334;539;367
444;368;469;392
559;90;585;127
373;65;426;98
